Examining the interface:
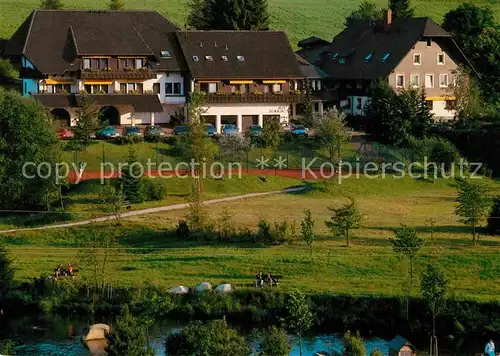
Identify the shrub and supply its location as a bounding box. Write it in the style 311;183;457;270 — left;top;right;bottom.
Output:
370;349;384;356
140;178;167;201
342;330;366;356
487;197;500;235
410;137;461;172
257;219;272;243
218;135;251;162
176;220;190;238
118;136;143;144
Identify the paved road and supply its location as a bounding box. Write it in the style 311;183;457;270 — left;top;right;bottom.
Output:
0;186;308;234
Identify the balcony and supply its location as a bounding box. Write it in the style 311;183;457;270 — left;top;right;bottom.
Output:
79;68;156;80
204;92;305;104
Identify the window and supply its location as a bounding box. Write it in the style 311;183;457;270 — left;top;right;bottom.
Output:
410;74;420;87
161;50;171;58
364;53;373;62
125;83;143;93
135;58;144;69
263;85;270;93
445;100;457;110
119;59;127;69
166;82;182;95
221;56;228;61
231;85;237;93
208;83;217;93
425;74;434;88
83;58;91;69
356;83;362;89
332;53;339;60
413;53;421;65
99;58;109;69
193;56;199;61
396;75;405;88
356;98;362;110
382;52;391;62
127;58;135;68
437;53;445;65
120;83;127;93
205;55;213;61
339;58;346;64
85;84;109;94
439;74;449;88
346;83;352;89
426;100;434;110
153;83;160;94
272;84;282;93
236;55;245;61
427;39;432;47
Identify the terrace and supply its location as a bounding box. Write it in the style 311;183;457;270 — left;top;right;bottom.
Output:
204;92;305;104
79;68;156;80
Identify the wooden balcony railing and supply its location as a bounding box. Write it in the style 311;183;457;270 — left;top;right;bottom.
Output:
79;69;156;80
204;92;305;104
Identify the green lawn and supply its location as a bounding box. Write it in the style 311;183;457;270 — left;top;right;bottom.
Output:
3;176;500;301
1;0;499;47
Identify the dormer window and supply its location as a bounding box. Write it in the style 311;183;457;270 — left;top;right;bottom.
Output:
221;56;228;61
382;52;391;62
339;58;346;64
365;53;373;62
161;50;171;58
193;56;199;61
332;53;339;60
205;55;213;61
236;55;245;61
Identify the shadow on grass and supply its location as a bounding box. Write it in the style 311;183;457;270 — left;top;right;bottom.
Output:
368;225;473;235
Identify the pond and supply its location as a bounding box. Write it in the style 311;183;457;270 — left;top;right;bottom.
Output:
0;313;486;355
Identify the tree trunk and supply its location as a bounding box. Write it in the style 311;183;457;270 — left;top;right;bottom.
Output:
346;228;349;247
298;332;303;356
472;223;476;246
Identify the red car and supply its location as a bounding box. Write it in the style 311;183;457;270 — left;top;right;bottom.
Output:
57;128;74;140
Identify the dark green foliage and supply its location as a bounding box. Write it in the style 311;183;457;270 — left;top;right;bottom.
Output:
410;137;462;173
187;0;269;30
0;340;15;354
455;179;490;245
176;219;190;238
73;94;100;148
0;244;14;301
105;305;154;356
0;58;18;82
421;263;448;344
345;1;382;27
389;0;414;18
40;0;63;9
257;218;296;244
120;145;143;203
487;197;500;235
300;209;315;252
370;349;384;356
325;198;362;247
140;178;167;201
342;330;366;356
108;0;124;10
165;318;251;356
0;89;60;210
366;81;432;145
261;117;282;150
258;325;291;356
443;3;495;41
301;80;315;128
285;290;313;356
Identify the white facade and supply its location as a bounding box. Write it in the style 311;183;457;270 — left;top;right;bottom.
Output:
431;100;455;120
201;103;291;133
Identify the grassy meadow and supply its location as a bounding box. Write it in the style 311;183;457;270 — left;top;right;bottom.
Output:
1;0;499;47
2;175;500;302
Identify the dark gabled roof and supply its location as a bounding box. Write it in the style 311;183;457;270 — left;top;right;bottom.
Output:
297;36;330;48
32;94;163;112
5;10;185;74
176;31;303;80
388;335;416;351
296;54;326;79
315;17;462;80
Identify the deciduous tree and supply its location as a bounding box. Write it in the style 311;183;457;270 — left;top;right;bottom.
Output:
389;224;424;320
389;0;414;18
325;198;362;247
0;244;14;302
345;1;382;27
300;209;315;254
421;264;448;356
40;0;63;9
342;331;366;356
120;145;143;204
285;290;313;356
73;94;100;148
455;179;490;245
315;107;352;163
108;0;124;10
261;117;282;150
258;325;291;356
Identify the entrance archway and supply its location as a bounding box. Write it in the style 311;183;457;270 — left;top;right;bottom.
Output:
99;106;120;125
50;108;71;128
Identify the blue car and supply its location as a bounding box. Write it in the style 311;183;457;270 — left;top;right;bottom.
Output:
204;124;216;137
96;126;121;139
222;124;239;136
123;126;142;137
174;125;189;136
290;124;309;138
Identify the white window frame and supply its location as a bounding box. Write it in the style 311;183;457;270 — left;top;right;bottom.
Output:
166;82;183;96
410;74;420;88
208;83;217;93
135;58;144;69
437;53;445;65
413;53;421;65
425;74;434;88
83;58;91;69
439;74;449;88
396;74;405;88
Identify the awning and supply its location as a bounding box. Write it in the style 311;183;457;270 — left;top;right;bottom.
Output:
425;96;456;101
229;80;253;84
84;81;113;85
44;79;73;85
263;80;287;84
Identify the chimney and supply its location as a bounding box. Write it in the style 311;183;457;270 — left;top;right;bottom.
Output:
385;9;392;26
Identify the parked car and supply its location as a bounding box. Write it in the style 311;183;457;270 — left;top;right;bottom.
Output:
57;128;74;140
96;126;121;139
246;124;262;137
145;125;166;140
174;125;189;136
123;126;143;137
204;124;216;137
290;124;309;138
222;124;239;136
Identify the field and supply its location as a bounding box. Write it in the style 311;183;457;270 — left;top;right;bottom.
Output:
2;175;500;302
1;0;499;47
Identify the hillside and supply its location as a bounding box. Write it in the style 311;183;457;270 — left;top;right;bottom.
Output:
1;0;499;47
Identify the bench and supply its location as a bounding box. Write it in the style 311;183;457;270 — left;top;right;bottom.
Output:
123;200;132;211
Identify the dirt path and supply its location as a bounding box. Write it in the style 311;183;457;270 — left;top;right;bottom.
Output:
0;186;308;234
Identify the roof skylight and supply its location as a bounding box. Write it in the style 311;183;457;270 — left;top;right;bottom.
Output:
382;52;391;62
221;56;228;61
205;55;213;61
193;56;199;61
160;50;171;58
236;55;245;61
365;53;373;62
339;58;346;64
